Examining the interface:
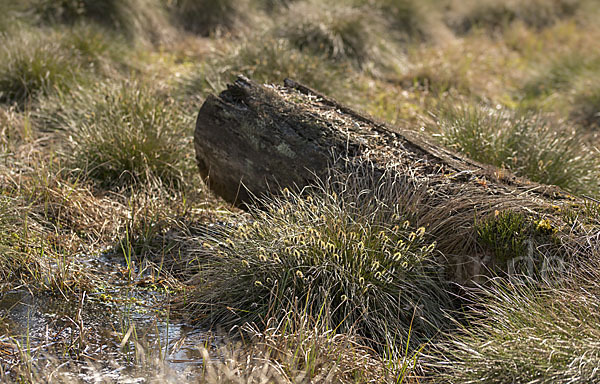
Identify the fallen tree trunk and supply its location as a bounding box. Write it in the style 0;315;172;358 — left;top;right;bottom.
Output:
195;76;585;282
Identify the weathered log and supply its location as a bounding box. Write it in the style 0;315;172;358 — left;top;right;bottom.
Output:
194;76;581;282
194;75;569;204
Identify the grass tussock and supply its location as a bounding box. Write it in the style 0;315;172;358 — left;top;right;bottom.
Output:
0;30;83;107
523;51;600;99
33;0;173;44
185;166;451;351
277;2;396;70
448;0;581;34
0;173;97;293
0;196;40;291
430;207;599;384
399;34;523;100
571;77;600;129
2;157;126;248
36;80;194;189
165;0;245;37
165;0;298;37
427;103;600;195
356;0;438;42
1;138;195;293
188;35;354;99
0;107;33;150
432;272;600;383
197;310;420;383
0;25;131;108
0;1;26;33
521;47;600;129
58;23;130;75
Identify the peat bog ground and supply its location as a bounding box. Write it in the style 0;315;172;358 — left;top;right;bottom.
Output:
1;0;600;383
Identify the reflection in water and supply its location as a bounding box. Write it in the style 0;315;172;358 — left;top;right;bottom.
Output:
0;288;211;380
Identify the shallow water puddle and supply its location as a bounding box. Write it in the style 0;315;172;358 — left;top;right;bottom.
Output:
0;253;213;380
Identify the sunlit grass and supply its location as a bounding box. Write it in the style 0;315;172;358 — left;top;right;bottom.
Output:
33;0;173;44
0;29;84;107
427;103;600;195
277;1;398;71
571;76;600;129
185;165;452;352
0;24;132;108
165;0;243;36
523;51;600;99
36;80;194;189
433;272;600;384
0;171;95;293
355;0;437;41
186;34;354;99
59;23;130;75
522;51;600;130
447;0;581;34
1;0;600;382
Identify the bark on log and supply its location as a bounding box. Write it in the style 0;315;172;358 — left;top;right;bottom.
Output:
194;76;582;282
194;75;569;204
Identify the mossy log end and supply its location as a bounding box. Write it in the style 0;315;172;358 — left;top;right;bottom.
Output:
195;76;582;282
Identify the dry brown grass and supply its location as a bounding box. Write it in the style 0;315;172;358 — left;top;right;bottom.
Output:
446;0;582;35
399;33;524;101
195;311;419;384
0;142;122;291
0;120;213;293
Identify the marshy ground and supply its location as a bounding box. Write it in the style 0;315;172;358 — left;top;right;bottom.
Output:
1;0;600;383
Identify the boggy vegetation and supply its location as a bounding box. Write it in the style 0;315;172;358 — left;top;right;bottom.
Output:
184;167;451;351
1;0;600;382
